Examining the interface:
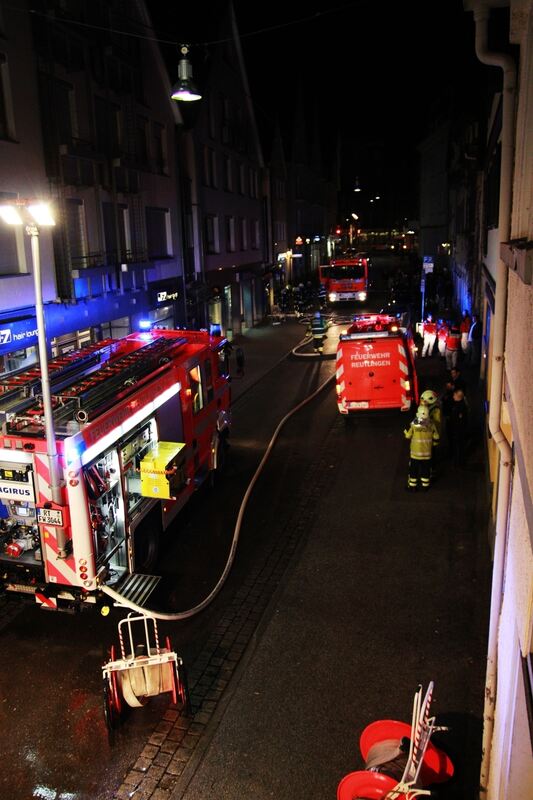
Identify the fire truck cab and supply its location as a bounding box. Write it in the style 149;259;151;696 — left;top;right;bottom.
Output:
0;328;231;611
335;313;419;414
319;253;369;304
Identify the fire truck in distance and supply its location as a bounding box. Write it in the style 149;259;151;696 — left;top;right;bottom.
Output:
335;313;419;414
0;328;231;611
319;252;369;304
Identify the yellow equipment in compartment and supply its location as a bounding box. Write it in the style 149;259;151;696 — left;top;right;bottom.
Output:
140;442;186;500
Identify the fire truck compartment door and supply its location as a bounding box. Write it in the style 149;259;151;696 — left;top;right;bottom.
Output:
140;442;186;500
345;344;400;406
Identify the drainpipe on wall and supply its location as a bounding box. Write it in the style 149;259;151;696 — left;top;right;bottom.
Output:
464;1;516;796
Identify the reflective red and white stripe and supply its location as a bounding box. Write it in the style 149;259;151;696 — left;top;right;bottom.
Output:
398;344;410;410
336;348;345;410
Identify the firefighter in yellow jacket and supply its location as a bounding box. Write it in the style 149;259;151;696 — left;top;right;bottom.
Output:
404;404;440;491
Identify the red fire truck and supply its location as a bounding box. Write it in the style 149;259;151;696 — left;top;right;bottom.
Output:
0;328;231;611
335;313;419;414
319;252;369;304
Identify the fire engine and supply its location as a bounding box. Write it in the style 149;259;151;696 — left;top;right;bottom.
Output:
0;328;231;612
335;313;419;414
319;252;369;304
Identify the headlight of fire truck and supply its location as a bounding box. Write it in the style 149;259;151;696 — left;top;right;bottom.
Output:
328;292;338;302
357;291;367;301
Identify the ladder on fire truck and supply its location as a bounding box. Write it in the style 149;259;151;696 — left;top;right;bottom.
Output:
0;335;188;436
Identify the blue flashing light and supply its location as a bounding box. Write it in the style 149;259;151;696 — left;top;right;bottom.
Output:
139;319;152;330
65;440;85;464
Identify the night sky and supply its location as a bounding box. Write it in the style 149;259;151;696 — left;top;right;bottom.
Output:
148;0;501;225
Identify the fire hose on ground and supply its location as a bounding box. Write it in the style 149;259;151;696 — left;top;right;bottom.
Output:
102;333;335;621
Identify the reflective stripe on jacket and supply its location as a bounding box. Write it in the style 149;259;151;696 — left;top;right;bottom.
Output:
404;421;439;459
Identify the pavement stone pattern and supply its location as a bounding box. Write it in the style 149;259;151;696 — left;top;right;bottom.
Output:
112;410;340;799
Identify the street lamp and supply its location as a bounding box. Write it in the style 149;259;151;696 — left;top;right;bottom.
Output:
0;201;62;505
170;45;202;102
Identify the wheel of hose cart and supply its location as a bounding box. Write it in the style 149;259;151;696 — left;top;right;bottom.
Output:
166;636;191;713
337;770;398;800
103;646;122;734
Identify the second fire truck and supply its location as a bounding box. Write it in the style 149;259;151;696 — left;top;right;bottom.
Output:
0;328;231;611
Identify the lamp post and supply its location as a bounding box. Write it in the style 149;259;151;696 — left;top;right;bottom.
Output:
0;202;62;506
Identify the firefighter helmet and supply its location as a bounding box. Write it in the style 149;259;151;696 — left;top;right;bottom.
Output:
415;405;430;424
420;389;438;406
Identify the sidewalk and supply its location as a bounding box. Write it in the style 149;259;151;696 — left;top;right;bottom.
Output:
226;319;313;402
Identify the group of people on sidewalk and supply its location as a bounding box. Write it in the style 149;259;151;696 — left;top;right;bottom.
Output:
404;364;471;492
420;310;482;369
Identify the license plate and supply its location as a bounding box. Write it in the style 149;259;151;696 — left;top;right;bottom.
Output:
349;401;369;409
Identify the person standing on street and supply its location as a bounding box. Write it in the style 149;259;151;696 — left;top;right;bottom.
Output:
404;405;440;491
421;313;437;357
437;319;448;359
466;314;482;365
445;322;461;370
447;388;469;465
460;310;471;355
309;311;327;353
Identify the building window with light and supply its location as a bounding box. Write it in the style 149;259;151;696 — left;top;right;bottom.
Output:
205;214;220;254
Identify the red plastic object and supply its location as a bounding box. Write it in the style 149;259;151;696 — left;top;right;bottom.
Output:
360;720;454;786
337;770;407;799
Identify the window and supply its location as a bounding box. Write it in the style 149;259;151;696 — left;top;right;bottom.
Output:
222;97;232;145
204;359;213;404
224;156;232;191
153;122;167;174
188;365;204;415
207;93;216;139
249;168;258;199
0;192;26;275
135;116;149;165
205;215;220;254
66;199;88;267
203;147;217;187
239;218;247;251
145;207;171;259
103;202;131;262
0;54;16;140
225;215;236;252
94;95;119;154
251;219;260;250
238;163;246;195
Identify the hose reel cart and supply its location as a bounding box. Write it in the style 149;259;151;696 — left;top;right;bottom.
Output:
102;612;190;734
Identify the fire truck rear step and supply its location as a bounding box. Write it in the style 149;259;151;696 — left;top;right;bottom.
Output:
115;574;161;607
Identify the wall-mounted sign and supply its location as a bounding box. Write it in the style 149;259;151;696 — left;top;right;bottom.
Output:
157;290;179;302
0;316;38;356
295;236;303;245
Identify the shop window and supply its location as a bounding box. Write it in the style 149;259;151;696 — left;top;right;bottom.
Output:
188;365;204;415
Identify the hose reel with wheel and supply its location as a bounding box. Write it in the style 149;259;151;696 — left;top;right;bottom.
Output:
102;612;190;734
